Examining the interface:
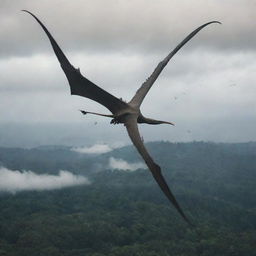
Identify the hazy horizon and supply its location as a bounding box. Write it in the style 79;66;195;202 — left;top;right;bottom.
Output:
0;121;255;148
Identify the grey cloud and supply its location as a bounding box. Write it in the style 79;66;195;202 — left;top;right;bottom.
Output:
1;0;255;59
0;0;255;146
0;49;255;141
0;55;65;92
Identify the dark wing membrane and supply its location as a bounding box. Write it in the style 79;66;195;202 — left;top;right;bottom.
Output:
130;21;221;107
23;10;128;115
125;116;192;225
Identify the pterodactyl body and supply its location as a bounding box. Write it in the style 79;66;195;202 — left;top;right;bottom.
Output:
23;10;220;225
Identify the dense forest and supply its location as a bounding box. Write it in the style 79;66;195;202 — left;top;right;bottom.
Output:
0;141;256;255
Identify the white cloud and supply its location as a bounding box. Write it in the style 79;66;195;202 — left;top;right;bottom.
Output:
0;167;90;193
71;144;112;154
109;157;145;171
1;0;255;58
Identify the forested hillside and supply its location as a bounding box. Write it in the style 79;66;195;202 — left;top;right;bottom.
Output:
0;142;256;255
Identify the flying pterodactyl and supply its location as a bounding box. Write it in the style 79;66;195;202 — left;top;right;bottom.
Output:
23;10;220;225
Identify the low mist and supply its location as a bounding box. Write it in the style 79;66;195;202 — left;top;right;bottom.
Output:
109;157;145;171
72;144;113;154
0;167;90;193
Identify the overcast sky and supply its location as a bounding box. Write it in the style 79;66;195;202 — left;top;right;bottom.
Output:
0;0;255;147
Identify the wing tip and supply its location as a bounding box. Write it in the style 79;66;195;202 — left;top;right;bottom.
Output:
21;9;33;15
209;20;222;25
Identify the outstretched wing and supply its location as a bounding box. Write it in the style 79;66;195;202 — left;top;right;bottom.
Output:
130;21;221;107
23;10;129;115
125;116;192;225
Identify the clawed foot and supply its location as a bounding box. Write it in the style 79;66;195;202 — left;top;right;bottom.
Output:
110;118;119;125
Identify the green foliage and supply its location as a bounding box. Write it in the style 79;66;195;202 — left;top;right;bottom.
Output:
0;142;256;255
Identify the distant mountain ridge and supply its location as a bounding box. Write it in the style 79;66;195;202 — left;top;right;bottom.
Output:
0;141;255;177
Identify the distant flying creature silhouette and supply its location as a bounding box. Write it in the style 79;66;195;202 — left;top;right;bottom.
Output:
23;10;220;225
